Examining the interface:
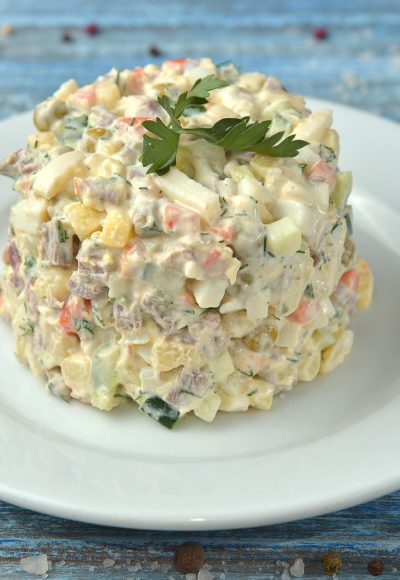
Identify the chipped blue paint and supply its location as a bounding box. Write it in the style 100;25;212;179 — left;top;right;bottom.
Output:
0;0;399;577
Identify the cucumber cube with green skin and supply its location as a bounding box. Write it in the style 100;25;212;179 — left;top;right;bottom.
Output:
92;342;120;389
139;395;180;429
330;171;352;211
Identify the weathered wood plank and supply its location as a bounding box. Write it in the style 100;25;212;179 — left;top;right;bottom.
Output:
0;0;399;120
1;493;400;578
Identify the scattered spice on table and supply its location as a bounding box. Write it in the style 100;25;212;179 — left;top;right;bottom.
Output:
61;30;73;42
367;558;385;576
0;23;14;35
84;23;99;36
149;44;163;56
20;554;51;576
174;541;206;574
322;551;342;574
313;26;329;40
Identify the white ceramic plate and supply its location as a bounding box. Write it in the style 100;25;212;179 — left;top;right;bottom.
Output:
0;100;399;531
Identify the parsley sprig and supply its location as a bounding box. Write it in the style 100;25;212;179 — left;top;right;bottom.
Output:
141;75;308;175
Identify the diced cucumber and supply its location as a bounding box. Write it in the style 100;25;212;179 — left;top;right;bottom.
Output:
319;144;336;163
330;171;352;211
344;205;353;236
91;342;120;389
139;395;180;429
209;349;235;382
269;112;291;135
230;164;256;183
142;263;186;295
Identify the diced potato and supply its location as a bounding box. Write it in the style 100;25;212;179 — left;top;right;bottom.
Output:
219;297;244;314
322;128;340;157
356;258;374;309
265;217;302;257
245;290;270;320
194;390;222;422
294;110;332;142
297;350;321;382
28;132;58;149
61;352;92;398
276;319;302;348
33;267;71;301
250;154;275;180
192;279;228;308
95;80;121;109
152;338;201;372
247;379;274;410
100;210;133;248
96;140;124;156
64;202;104;241
274;199;315;237
98;157;126;179
33;151;86;199
10;198;48;234
320;330;354;374
209;349;235;382
54;79;79;102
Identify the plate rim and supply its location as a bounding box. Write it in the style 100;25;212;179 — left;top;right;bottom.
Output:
0;99;399;530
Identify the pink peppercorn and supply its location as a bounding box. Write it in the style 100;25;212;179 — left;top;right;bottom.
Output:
313;27;328;40
85;23;99;36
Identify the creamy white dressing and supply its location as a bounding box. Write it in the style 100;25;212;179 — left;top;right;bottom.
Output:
0;58;373;426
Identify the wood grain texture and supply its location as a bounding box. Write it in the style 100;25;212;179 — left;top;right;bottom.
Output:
0;1;400;578
0;0;399;120
1;492;400;579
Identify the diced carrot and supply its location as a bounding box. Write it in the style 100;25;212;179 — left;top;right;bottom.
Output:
289;298;321;323
306;159;336;185
340;268;360;293
211;223;235;243
202;249;221;269
163;204;200;233
163;58;189;69
60;299;91;336
72;87;96;110
129;67;144;92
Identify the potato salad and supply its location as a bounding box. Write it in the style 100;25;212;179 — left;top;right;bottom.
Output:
0;58;373;428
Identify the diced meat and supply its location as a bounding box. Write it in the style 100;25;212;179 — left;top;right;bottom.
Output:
42;220;74;267
67;271;106;300
114;299;143;332
141;290;177;334
167;368;211;407
0;150;20;178
76;239;117;284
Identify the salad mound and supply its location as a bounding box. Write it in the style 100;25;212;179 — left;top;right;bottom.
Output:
0;58;373;428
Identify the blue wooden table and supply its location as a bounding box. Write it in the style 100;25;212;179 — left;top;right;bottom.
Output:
0;0;399;577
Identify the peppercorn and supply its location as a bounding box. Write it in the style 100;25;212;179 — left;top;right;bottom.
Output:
322;551;342;574
62;30;73;43
367;559;384;576
174;541;206;574
85;23;99;36
149;45;163;57
313;27;328;41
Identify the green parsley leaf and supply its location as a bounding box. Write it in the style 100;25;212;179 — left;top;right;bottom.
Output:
141;75;309;175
